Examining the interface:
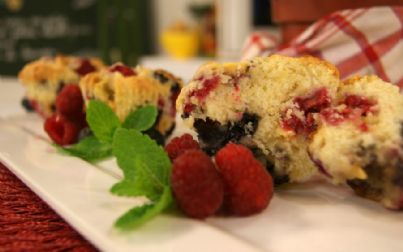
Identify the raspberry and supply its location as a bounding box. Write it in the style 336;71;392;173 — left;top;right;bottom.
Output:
188;76;220;101
344;95;377;115
171;150;224;219
55;85;84;119
75;58;96;76
165;134;200;161
109;64;136;77
44;115;80;146
281;88;330;135
215;143;273;216
73;112;88;129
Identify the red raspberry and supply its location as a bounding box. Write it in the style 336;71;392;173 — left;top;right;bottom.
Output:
109;64;136;77
215;143;273;216
44;115;80;146
171;150;224;219
75;58;96;76
56;85;84;119
165;134;200;161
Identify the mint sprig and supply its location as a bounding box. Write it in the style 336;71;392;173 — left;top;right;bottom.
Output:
112;128;173;229
54;100;171;229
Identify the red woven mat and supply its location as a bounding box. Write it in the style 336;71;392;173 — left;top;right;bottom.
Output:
0;162;98;251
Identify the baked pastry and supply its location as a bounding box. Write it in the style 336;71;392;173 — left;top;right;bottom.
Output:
18;55;104;117
177;55;340;183
309;76;403;209
176;55;403;209
80;63;183;141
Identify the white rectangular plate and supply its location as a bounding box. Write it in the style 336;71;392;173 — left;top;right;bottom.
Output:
1;112;403;252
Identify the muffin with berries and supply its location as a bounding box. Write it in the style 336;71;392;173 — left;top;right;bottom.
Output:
79;63;183;142
177;55;340;183
177;54;403;210
18;55;104;117
309;76;403;209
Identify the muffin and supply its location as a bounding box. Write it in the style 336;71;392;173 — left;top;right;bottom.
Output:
80;63;183;141
177;54;403;209
309;76;403;209
18;55;104;117
176;55;340;183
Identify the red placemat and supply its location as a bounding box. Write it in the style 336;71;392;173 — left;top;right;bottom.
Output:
0;162;97;251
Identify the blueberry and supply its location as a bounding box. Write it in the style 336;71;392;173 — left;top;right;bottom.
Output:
170;82;181;93
153;71;169;84
228;113;259;141
21;97;34;112
347;179;382;201
194;113;259;155
356;144;383;179
144;128;165;146
194;118;229;155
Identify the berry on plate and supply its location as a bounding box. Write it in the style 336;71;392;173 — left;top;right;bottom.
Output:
44;115;81;146
215;143;274;216
171;149;224;219
56;85;84;119
165;133;200;161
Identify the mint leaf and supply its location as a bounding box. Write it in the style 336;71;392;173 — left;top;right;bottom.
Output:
112;128;171;186
110;159;162;201
122;105;158;131
86;100;121;143
111;128;173;229
55;136;112;162
115;186;172;229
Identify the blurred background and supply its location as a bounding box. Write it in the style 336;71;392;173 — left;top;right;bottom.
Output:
0;0;400;79
0;0;271;78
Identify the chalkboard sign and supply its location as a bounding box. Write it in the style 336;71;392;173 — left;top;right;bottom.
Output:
0;0;98;75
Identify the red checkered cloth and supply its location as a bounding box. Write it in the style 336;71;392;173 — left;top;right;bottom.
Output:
242;6;403;88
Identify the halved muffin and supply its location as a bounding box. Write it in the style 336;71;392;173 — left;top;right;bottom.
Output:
177;55;340;183
309;76;403;209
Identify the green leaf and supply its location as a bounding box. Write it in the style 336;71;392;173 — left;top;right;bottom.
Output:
55;136;112;162
115;186;173;229
110;159;162;201
86;100;121;143
112;128;171;186
111;127;173;229
122;105;158;131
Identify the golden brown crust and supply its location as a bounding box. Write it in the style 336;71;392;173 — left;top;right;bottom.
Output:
296;55;340;79
18;55;105;87
80;66;182;136
18;57;79;87
154;68;184;86
342;75;380;86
